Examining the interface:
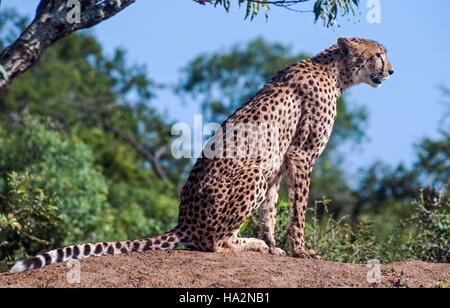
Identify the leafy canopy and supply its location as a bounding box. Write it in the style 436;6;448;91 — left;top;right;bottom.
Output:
200;0;361;26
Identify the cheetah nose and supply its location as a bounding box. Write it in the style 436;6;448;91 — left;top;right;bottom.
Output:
388;70;394;76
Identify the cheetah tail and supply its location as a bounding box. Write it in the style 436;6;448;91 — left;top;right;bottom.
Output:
10;228;183;274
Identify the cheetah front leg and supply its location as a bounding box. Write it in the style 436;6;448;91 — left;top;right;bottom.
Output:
286;150;320;259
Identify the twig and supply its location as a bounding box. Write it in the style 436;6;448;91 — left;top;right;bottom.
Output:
104;125;169;181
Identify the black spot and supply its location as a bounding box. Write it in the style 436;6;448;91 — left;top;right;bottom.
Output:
94;244;102;254
115;242;122;249
84;244;91;256
154;240;161;245
143;240;152;251
132;242;140;252
162;242;170;248
107;246;114;255
120;248;128;254
161;235;167;240
73;246;80;259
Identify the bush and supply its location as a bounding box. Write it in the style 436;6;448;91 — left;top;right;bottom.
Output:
404;186;449;262
0;172;60;271
0;116;113;246
240;188;449;264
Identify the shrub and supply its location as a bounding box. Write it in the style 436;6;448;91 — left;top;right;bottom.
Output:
240;187;449;264
404;186;449;262
0;172;60;271
0;116;113;246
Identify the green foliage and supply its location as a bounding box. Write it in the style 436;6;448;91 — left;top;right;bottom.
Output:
71;125;180;240
0;116;113;245
207;0;361;26
313;0;360;27
0;172;60;271
415;131;449;186
0;10;183;266
0;12;184;243
242;189;449;264
405;186;449;262
0;31;152;129
1;13;189;186
354;130;449;222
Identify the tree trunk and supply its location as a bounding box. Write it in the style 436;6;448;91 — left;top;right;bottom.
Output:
0;0;135;95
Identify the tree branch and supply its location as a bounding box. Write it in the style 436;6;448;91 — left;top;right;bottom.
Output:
0;0;135;95
194;0;310;5
104;125;169;181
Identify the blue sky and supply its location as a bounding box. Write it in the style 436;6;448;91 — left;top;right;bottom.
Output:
6;0;450;178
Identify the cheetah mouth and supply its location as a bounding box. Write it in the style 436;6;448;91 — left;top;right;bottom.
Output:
370;77;383;85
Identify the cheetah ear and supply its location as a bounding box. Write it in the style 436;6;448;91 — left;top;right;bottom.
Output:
337;37;353;57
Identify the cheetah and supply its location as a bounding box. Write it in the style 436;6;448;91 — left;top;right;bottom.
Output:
10;37;393;273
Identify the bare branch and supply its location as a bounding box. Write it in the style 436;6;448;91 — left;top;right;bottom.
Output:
104;125;169;181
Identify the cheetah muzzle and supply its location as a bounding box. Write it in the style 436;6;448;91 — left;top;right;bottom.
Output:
10;37;393;274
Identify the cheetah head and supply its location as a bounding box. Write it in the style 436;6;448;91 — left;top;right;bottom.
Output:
338;37;394;88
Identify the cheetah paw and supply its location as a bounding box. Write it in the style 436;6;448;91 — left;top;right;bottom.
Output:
269;247;287;256
292;249;321;260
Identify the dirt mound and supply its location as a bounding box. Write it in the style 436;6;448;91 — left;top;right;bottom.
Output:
0;250;448;288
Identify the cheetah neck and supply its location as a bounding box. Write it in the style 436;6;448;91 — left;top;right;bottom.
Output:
310;45;356;93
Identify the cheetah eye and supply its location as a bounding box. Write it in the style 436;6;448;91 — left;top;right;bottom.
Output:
376;53;382;58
